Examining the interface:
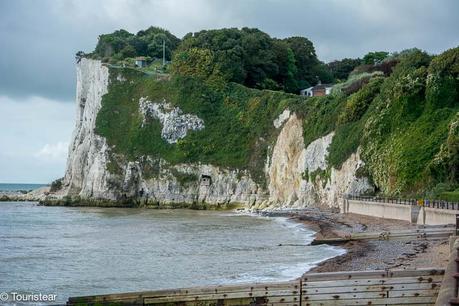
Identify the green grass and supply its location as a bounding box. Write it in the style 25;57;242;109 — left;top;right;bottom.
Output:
327;120;364;169
292;94;344;148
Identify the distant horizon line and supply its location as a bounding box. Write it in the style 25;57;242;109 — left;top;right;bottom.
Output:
0;182;50;185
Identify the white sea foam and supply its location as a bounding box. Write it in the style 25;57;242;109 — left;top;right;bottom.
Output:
216;210;346;284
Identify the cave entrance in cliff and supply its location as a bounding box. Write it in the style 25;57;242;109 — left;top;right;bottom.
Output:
200;175;212;186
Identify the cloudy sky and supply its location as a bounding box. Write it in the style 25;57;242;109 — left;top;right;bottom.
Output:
0;0;458;183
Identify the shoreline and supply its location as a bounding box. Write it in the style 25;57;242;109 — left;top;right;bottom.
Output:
267;208;451;274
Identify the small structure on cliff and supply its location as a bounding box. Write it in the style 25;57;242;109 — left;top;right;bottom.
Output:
300;81;333;97
135;57;147;68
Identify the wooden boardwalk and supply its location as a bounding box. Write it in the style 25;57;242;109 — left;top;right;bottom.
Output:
67;268;444;306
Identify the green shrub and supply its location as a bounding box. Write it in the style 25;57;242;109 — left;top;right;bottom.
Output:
338;77;383;124
440;191;459;202
359;49;458;195
50;178;63;192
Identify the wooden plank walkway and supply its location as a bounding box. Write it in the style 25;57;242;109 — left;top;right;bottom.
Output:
67;268;445;306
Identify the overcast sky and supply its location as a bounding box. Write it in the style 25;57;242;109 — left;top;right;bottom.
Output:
1;0;458;183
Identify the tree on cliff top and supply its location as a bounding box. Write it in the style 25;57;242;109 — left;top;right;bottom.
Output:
173;28;331;93
90;26;334;93
93;27;180;62
362;51;389;65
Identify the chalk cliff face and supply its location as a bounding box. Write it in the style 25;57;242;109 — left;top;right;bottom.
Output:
255;113;373;210
63;58;114;199
60;59;263;207
59;59;372;209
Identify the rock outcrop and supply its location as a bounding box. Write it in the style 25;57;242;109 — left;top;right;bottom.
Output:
0;187;51;202
255;113;373;210
53;59;373;209
139;97;204;144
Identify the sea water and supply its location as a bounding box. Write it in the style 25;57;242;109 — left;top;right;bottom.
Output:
0;183;47;192
0;201;344;304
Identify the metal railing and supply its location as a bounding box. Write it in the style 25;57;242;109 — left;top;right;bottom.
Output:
346;194;459;211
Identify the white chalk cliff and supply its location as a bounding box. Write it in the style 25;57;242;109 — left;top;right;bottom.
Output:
60;59;262;206
62;58;114;199
58;59;373;209
255;113;373;210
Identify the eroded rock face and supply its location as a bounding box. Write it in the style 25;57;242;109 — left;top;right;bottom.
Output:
301;132;334;172
62;58;116;200
316;151;373;209
125;161;263;206
258;112;373;210
139;97;204;143
266;113;305;206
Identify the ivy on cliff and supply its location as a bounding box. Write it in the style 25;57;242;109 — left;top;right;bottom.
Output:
294;48;458;196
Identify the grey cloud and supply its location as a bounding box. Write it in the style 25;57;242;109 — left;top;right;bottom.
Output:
1;0;458;183
1;0;458;101
0;95;74;183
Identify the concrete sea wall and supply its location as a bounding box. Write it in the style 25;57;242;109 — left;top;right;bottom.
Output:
343;198;459;225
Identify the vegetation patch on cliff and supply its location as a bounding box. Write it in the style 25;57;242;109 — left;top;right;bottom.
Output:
95;66;303;185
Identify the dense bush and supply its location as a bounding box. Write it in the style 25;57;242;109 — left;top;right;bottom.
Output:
170;48;224;86
359;49;458;195
178;28;335;92
327;58;362;81
338;77;383;124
